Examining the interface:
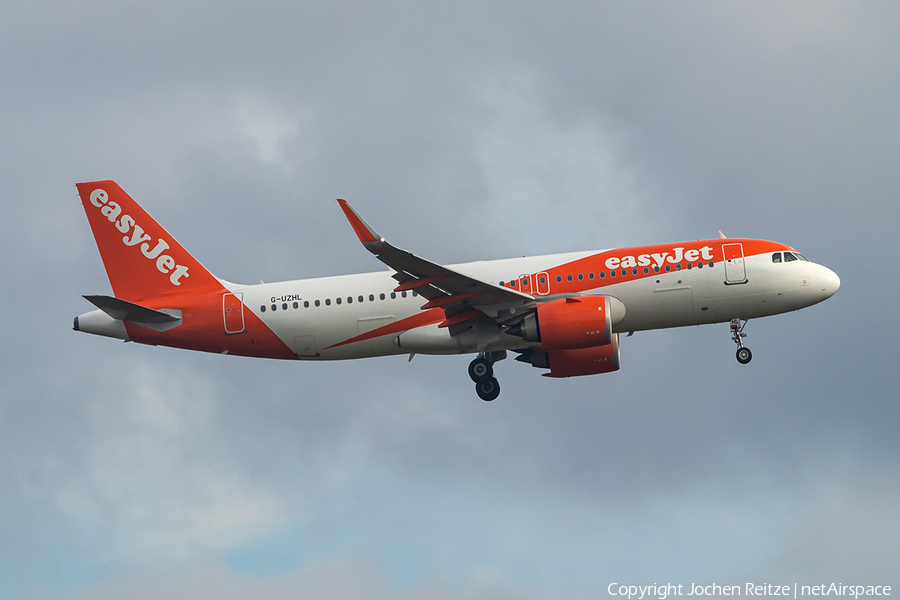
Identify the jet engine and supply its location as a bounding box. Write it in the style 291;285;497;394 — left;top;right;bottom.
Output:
516;333;621;378
508;295;625;351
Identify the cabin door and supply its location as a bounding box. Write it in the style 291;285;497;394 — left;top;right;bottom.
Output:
722;243;747;284
223;293;245;334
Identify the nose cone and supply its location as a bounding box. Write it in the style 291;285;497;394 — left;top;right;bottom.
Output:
818;265;841;300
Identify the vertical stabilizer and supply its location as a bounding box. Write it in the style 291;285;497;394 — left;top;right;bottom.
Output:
76;181;223;302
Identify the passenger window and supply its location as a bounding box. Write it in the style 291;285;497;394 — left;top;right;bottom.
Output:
401;291;407;298
632;268;638;275
578;273;583;281
772;253;782;263
643;267;648;274
556;276;562;283
260;305;266;312
325;299;331;306
665;265;671;272
599;271;605;279
588;272;594;280
540;276;547;284
391;292;396;299
621;269;627;277
304;301;309;308
610;270;615;278
336;297;341;305
784;252;797;262
380;293;385;300
511;280;517;287
315;300;321;307
567;274;573;282
521;278;529;287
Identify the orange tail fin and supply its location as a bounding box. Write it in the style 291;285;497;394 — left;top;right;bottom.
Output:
77;181;224;302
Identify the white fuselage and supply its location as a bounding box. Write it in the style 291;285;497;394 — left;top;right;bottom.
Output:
231;248;839;360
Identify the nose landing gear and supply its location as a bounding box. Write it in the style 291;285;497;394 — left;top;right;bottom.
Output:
469;351;505;401
730;318;752;364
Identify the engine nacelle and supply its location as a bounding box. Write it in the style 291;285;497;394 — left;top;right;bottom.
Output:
512;295;625;351
520;333;621;378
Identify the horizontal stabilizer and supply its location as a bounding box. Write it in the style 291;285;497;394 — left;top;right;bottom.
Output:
83;295;180;324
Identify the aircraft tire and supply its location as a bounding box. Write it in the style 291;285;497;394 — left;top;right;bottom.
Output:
475;377;500;402
468;357;493;383
736;347;752;364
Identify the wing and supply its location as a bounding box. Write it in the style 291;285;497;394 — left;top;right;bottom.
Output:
337;200;536;335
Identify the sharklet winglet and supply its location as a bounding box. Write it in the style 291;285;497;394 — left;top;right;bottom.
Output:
337;199;384;246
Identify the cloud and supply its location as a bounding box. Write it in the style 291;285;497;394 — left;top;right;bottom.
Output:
60;552;529;600
2;1;899;599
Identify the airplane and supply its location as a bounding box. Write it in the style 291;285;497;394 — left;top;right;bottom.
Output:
74;180;840;401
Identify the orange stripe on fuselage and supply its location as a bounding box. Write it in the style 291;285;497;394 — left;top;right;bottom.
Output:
325;308;446;350
503;239;791;294
124;291;297;359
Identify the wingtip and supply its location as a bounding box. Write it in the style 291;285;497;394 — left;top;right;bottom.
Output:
337;199;383;245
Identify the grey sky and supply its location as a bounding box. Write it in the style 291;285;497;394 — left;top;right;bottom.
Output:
2;1;898;598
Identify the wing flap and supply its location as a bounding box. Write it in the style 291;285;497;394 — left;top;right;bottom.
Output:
393;275;447;292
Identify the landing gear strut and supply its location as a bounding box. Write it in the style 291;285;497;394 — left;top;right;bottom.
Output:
469;352;504;401
730;318;752;364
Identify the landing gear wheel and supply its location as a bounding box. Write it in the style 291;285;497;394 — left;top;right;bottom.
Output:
468;357;493;383
475;377;501;401
730;318;752;365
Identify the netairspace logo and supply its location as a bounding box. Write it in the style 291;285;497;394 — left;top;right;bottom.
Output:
607;583;892;600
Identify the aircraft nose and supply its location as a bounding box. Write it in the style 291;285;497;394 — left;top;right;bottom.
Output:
818;265;840;299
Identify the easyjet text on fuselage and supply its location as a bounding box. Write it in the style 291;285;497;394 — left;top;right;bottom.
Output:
604;245;715;270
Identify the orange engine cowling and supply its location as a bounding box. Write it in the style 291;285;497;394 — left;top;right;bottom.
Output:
518;333;621;378
512;295;623;351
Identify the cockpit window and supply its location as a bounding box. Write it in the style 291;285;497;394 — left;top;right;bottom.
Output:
794;252;809;261
772;253;782;263
784;252;798;262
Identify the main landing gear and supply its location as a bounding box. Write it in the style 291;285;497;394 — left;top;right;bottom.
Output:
730;318;752;364
469;352;505;401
